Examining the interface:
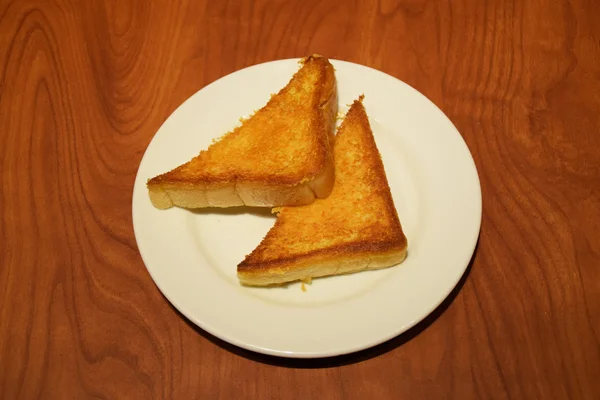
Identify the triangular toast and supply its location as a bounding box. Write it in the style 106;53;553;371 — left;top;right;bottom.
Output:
238;96;407;286
147;55;337;209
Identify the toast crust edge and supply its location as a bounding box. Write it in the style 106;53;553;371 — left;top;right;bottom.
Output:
237;239;407;286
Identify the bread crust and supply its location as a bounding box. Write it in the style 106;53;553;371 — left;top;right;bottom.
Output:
147;170;334;209
238;240;407;286
147;54;337;209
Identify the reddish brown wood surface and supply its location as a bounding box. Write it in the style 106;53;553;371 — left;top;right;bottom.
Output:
1;0;599;398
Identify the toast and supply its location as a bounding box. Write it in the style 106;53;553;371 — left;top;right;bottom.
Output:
147;55;337;209
238;96;407;286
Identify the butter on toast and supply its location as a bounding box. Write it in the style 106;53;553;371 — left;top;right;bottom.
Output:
147;55;337;209
238;96;407;286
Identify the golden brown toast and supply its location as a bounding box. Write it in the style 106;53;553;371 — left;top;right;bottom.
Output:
147;55;337;209
238;96;408;286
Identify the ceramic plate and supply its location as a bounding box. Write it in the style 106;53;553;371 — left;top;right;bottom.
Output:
132;58;481;358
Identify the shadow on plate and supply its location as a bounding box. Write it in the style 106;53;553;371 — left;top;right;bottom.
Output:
188;206;276;219
172;240;479;368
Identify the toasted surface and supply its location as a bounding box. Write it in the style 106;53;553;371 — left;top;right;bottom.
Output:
238;96;408;286
147;54;337;209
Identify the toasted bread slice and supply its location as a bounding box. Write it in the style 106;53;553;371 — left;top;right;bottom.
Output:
238;96;407;286
147;55;337;209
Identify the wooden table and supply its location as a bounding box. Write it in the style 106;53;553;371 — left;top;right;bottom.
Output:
2;0;599;398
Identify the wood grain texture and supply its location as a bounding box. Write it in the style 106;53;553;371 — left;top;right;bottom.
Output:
1;0;599;398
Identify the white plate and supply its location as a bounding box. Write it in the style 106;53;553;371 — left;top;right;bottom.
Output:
132;58;482;358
